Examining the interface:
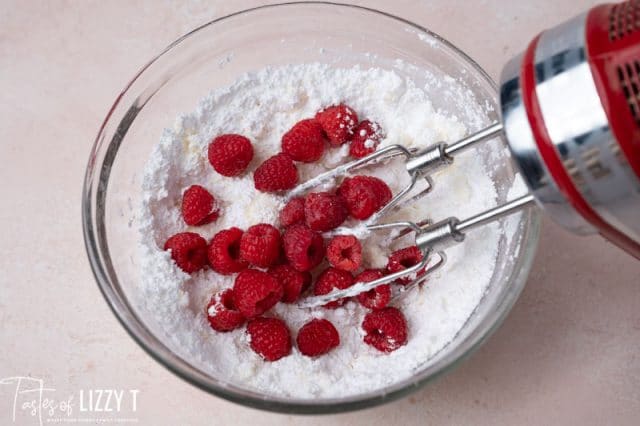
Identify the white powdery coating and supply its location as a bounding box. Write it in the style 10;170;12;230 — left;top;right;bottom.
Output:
137;63;501;398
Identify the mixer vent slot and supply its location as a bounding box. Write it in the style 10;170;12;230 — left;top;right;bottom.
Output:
609;0;640;40
617;61;640;128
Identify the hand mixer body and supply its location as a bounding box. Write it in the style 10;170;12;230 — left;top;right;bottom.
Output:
500;0;640;258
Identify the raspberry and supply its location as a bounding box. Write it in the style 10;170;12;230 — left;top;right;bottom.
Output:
254;153;299;193
233;269;283;318
304;192;348;232
326;235;362;272
283;224;325;272
208;134;253;177
386;246;425;284
337;175;393;220
362;307;408;353
313;267;354;309
370;177;393;206
315;104;359;146
206;289;245;332
296;319;340;357
268;264;312;303
239;224;282;268
278;197;305;228
164;232;208;273
207;227;248;275
349;120;384;158
281;119;326;163
181;185;219;226
246;317;292;361
355;269;391;310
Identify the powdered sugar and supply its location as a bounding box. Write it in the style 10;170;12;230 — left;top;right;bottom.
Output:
137;63;503;398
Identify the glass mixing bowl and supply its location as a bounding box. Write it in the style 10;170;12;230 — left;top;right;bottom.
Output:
82;2;541;414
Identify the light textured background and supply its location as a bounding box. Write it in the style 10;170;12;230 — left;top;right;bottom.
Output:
1;0;640;425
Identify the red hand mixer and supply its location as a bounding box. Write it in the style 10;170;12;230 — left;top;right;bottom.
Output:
297;1;640;307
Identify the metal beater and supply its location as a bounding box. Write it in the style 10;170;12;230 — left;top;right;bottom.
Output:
298;1;640;308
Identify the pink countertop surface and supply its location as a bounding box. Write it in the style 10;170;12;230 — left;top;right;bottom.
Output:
1;1;639;424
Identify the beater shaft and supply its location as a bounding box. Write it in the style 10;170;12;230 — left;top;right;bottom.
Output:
457;193;535;233
444;122;503;156
406;122;504;178
414;194;536;252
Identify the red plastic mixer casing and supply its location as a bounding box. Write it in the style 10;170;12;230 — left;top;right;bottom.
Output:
587;1;640;179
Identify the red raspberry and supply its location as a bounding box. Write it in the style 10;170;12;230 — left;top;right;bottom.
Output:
283;224;325;272
304;192;348;232
233;269;283;318
254;153;299;193
370;178;393;206
315;104;359;146
296;319;340;357
208;134;253;177
207;227;248;275
278;197;305;228
355;269;391;310
281;119;326;163
268;264;312;303
313;267;354;309
164;232;208;274
386;246;425;284
246;317;292;361
349;120;384;158
326;235;362;272
181;185;219;226
362;307;408;353
239;224;282;268
206;289;245;332
338;175;393;220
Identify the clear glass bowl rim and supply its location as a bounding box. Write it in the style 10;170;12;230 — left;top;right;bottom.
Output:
82;1;541;414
